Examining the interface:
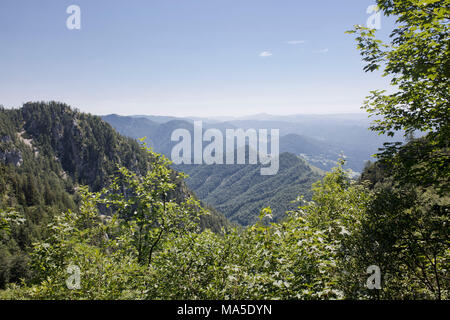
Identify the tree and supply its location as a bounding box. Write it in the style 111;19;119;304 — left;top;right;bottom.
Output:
100;143;204;267
0;209;24;233
348;0;449;135
295;161;377;299
3;146;206;299
347;0;450;299
363;180;449;299
347;0;449;193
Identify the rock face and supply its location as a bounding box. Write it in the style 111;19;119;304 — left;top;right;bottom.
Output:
1;135;12;143
19;102;150;192
0;134;23;167
0;148;23;167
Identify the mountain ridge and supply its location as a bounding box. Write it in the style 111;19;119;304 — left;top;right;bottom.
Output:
0;102;230;288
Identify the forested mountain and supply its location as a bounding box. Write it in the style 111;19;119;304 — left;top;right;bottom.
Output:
103;115;191;157
177;153;322;225
103;114;324;224
219;119;402;172
0;102;228;288
103;113;401;173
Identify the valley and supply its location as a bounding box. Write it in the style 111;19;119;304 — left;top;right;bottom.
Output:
102;112;399;224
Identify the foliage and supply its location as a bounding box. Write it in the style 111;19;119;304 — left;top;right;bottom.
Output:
0;162;363;300
22;188;149;299
0;102;229;289
0;155;447;300
4;148;206;299
359;160;449;299
98;143;204;267
0;208;24;233
178;153;322;225
347;0;450;194
347;0;449;135
295;161;376;299
344;2;450;299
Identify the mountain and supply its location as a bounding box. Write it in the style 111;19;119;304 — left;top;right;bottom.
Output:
102;115;324;225
101;114;161;145
0;102;229;288
219;118;403;172
102;113;405;223
177;153;322;225
104;113;403;172
129;115;182;124
236;113;372;125
278;134;341;171
103;114;238;159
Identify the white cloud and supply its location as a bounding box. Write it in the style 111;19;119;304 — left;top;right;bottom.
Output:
313;48;329;54
286;40;305;45
259;51;273;57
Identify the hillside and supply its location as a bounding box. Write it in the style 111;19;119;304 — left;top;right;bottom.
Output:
278;134;340;170
177;153;322;225
220;119;403;172
103;115;324;224
0;102;229;288
103;113;403;173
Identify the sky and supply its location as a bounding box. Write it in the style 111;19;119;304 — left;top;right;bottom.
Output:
0;0;397;117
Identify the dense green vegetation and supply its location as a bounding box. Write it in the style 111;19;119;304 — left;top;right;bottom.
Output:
345;0;449;298
0;0;448;300
178;153;322;225
359;156;448;299
1;152;446;299
348;0;449;194
0;103;228;289
0;155;375;299
104;114;324;225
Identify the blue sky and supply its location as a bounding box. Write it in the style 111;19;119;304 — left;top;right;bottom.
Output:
0;0;396;116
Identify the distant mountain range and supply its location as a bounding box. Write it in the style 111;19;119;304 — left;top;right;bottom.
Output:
102;112;402;224
0;106;407;228
103;113;403;172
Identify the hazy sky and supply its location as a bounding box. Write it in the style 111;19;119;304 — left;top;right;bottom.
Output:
0;0;396;117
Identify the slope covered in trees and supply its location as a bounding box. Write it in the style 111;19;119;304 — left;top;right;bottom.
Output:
178;153;322;225
104;115;324;224
0;102;229;289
